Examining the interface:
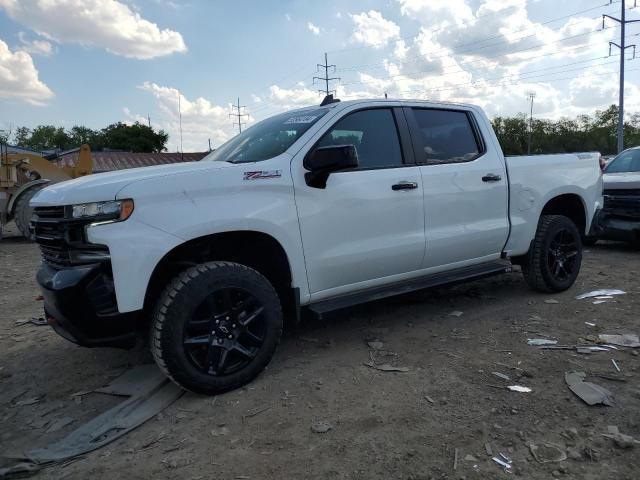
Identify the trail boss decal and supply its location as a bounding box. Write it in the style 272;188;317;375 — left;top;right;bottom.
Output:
243;170;282;180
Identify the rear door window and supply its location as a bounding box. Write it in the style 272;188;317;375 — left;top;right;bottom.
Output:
411;109;482;164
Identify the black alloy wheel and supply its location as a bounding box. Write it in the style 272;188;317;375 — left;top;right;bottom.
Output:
546;228;579;282
151;261;283;395
183;287;266;377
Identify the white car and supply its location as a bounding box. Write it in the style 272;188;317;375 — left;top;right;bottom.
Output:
592;146;640;246
31;98;603;394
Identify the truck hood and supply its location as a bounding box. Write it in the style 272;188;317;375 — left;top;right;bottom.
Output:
31;161;233;206
603;172;640;191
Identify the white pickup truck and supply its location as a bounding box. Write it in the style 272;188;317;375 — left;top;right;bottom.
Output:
31;98;603;394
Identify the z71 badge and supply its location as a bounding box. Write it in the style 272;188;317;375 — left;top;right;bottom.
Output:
243;170;282;180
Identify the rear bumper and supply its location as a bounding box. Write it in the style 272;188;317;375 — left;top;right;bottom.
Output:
37;262;139;348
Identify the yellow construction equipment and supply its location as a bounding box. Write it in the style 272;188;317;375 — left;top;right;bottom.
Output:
0;144;93;239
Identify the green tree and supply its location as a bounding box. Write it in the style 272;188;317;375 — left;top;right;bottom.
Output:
99;122;168;152
68;125;99;147
13;127;32;147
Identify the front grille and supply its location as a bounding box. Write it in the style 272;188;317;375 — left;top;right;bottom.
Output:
32;206;109;268
603;189;640;214
33;205;65;219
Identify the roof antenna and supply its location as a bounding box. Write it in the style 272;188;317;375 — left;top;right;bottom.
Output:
320;94;340;106
385;92;388;99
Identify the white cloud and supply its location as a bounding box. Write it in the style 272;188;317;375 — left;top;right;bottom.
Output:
285;13;291;22
137;82;241;152
307;22;320;36
350;10;400;48
0;39;53;105
0;0;187;59
18;32;53;56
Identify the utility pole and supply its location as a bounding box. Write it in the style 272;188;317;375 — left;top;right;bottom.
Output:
527;92;536;155
229;97;248;134
177;91;183;155
147;114;151;128
313;52;340;96
604;0;639;153
208;138;212;152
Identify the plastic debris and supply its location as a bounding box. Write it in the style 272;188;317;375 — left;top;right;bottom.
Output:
565;371;614;406
45;417;74;434
448;311;464;317
593;300;608;305
491;454;512;471
598;334;640;348
507;385;531;393
602;426;639;449
363;361;409;372
310;420;332;433
491;372;510;381
585;322;596;327
576;289;625;300
24;364;184;464
0;462;41;479
210;426;229;437
367;341;384;350
544;299;559;304
11;396;44;407
528;442;567;463
611;359;621;372
527;338;558;346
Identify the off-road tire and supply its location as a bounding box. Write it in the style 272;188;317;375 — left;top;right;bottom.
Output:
151;261;283;395
522;215;582;293
14;183;49;240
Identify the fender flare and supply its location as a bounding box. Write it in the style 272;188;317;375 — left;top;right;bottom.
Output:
7;179;51;219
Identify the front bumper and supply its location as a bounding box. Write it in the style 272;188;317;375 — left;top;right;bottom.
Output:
37;262;139;348
591;208;640;243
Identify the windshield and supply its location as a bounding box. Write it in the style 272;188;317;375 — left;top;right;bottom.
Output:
605;149;640;173
204;108;329;163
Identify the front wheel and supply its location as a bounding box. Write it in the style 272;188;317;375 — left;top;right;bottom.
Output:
522;215;582;293
151;261;283;395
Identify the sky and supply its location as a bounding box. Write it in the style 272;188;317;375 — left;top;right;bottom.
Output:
1;0;640;152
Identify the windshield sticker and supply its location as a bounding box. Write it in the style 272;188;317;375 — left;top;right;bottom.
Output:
244;170;282;180
284;115;318;125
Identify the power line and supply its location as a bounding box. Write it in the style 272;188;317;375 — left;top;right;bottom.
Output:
340;22;621;88
313;52;340;96
335;2;618;74
229;97;249;134
603;0;640;152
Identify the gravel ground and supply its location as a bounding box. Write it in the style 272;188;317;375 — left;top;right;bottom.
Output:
1;221;639;480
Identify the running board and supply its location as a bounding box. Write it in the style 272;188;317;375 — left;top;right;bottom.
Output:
308;261;512;315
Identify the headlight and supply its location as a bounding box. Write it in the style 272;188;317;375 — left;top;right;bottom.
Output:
71;199;134;221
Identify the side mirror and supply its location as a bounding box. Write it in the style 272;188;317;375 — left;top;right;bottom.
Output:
304;144;358;189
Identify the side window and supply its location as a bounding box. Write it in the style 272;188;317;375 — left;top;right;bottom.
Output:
412;109;482;164
317;109;404;169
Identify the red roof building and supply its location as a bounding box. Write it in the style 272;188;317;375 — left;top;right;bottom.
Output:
56;151;210;172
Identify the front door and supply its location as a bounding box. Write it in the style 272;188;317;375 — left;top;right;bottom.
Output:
292;107;426;297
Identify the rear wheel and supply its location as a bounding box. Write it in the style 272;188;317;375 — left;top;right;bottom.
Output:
14;183;49;240
151;261;283;395
522;215;582;292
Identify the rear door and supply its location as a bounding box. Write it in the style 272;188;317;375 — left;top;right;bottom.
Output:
291;106;426;298
405;107;509;268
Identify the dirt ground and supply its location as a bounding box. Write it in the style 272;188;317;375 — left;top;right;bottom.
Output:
1;221;639;480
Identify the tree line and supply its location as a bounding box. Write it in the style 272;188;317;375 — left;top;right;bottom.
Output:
4;105;640;156
6;122;169;153
493;105;640;156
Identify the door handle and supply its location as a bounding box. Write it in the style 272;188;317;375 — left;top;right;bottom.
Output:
482;173;502;182
392;182;418;191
